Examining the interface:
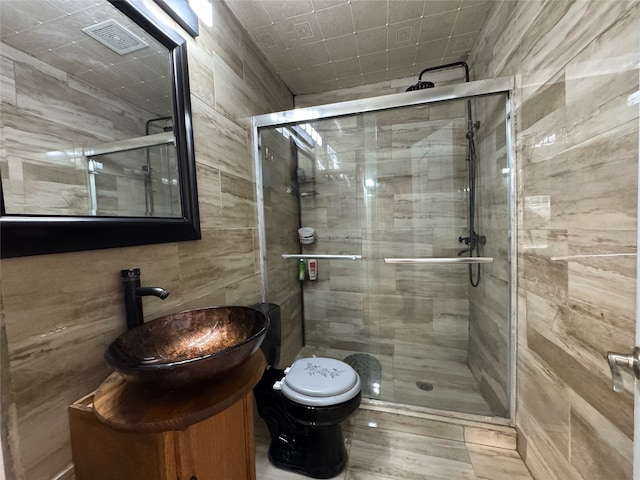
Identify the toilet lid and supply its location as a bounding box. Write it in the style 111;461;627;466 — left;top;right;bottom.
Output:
281;357;361;407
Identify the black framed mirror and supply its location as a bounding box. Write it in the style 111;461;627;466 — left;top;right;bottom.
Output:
0;0;200;258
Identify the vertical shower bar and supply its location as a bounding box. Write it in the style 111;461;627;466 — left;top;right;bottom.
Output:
412;62;484;285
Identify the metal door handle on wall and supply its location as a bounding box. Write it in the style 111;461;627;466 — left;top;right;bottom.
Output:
607;347;640;392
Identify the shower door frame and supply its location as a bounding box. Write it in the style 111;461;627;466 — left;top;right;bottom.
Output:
253;76;517;426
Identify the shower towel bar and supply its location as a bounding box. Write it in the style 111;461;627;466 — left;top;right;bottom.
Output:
84;131;175;157
282;254;362;260
384;257;494;264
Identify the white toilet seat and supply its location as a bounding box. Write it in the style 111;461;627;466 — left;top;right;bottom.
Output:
280;357;361;407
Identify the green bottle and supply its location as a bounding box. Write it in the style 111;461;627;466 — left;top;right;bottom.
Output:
298;259;306;281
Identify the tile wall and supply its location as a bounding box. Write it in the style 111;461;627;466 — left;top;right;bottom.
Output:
469;1;638;478
0;2;292;479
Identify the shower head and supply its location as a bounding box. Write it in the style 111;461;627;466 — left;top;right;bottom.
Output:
406;80;435;92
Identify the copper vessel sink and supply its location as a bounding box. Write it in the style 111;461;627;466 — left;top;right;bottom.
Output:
105;306;269;390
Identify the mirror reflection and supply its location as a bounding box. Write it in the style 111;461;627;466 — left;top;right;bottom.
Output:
0;0;181;217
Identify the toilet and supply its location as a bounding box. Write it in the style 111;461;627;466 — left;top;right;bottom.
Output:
252;303;361;479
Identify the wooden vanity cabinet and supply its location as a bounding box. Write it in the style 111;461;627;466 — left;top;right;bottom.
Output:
69;352;264;480
69;392;255;480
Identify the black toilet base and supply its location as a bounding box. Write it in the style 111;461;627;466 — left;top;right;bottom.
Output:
268;424;348;479
254;367;360;479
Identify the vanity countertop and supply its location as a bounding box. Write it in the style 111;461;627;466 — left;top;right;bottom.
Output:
92;350;265;433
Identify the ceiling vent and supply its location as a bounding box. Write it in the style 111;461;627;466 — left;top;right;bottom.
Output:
82;19;149;55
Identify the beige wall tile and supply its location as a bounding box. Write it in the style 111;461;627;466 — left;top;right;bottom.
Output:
469;1;638;477
0;3;293;478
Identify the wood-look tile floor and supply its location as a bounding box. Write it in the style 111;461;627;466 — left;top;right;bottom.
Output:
297;345;494;416
255;409;533;480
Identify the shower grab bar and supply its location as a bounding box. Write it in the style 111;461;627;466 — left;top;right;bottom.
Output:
282;254;362;261
384;257;493;264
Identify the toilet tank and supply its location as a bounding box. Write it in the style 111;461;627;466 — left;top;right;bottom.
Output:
252;303;281;367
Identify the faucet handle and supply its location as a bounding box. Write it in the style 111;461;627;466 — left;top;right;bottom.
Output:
121;268;141;279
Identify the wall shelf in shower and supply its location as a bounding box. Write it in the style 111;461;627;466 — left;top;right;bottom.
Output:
384;257;494;264
282;254;361;260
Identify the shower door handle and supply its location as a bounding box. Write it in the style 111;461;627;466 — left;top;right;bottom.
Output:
607;347;640;392
384;257;493;264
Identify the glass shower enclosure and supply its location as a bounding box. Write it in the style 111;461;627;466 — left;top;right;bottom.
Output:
254;78;514;420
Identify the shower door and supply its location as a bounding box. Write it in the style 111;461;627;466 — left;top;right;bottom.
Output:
256;79;514;420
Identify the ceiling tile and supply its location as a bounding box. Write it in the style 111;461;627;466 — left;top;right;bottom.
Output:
325;34;358;61
0;3;40;34
262;0;314;21
388;18;421;49
309;62;337;81
332;57;362;78
249;24;288;51
277;68;309;90
49;0;108;16
387;64;416;80
452;2;491;36
311;0;348;11
418;10;457;42
315;3;354;39
414;37;449;65
225;0;274;30
461;0;492;7
388;1;425;24
387;44;417;70
2;17;82;56
277;12;323;46
339;75;364;89
423;0;463;16
222;0;491;95
444;33;476;56
364;69;389;83
33;46;90;77
5;0;66;24
355;26;388;56
350;0;388;31
359;51;387;74
308;78;341;93
290;42;330;67
264;50;298;72
137;52;172;77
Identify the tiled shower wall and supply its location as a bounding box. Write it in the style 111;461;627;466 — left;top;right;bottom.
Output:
0;2;293;478
0;42;164;216
469;1;638;479
298;103;480;407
